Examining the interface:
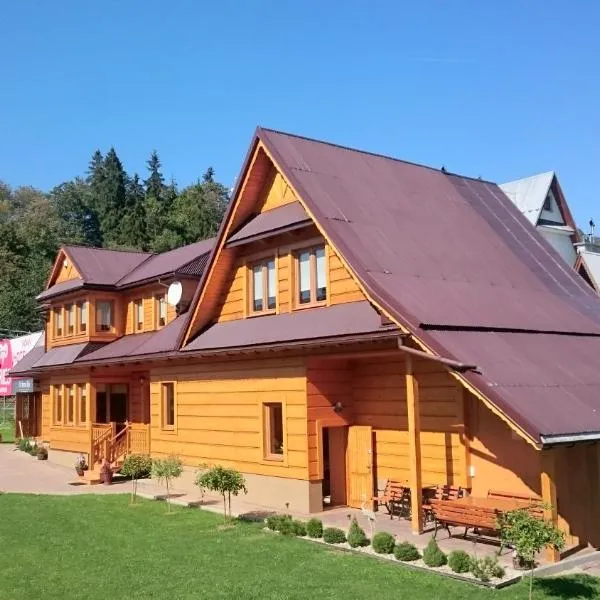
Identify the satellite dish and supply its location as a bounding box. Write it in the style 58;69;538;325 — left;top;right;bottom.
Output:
166;281;183;306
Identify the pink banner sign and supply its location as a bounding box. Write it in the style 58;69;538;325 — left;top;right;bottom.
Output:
0;332;43;396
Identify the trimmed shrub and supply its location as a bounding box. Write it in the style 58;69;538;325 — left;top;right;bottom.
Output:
394;541;421;562
422;538;447;567
121;454;152;479
371;531;395;554
323;527;347;544
292;520;307;536
470;556;505;582
266;514;292;532
306;518;323;538
448;550;472;573
347;518;369;548
278;518;296;536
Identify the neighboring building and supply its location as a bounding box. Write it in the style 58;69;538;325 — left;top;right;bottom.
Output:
500;171;579;266
12;128;600;560
576;243;600;293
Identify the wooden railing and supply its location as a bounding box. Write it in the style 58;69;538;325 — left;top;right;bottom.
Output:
90;422;150;466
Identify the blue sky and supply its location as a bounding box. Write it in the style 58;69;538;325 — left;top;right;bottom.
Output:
1;1;598;228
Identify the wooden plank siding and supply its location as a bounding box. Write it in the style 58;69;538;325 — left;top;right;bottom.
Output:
55;254;81;283
215;241;365;323
350;356;465;487
150;358;309;479
257;170;297;213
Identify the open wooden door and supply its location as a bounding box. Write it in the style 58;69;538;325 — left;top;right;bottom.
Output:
346;425;374;508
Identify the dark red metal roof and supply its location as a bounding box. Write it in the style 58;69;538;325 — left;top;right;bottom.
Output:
227;201;310;246
75;315;186;363
117;238;215;287
37;278;84;301
183;301;397;352
65;246;151;285
32;343;95;369
9;346;46;375
256;128;600;441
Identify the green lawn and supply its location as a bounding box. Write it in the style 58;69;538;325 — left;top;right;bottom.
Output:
0;420;14;443
0;495;597;600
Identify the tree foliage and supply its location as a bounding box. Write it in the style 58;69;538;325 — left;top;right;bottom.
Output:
195;464;247;521
0;148;229;332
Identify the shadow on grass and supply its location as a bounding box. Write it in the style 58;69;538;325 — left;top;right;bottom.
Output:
533;574;599;598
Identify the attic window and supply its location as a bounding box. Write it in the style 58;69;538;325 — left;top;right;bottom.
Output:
249;258;276;314
155;295;167;329
295;245;327;307
543;190;554;212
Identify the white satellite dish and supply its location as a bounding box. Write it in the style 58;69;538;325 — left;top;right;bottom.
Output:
166;281;183;306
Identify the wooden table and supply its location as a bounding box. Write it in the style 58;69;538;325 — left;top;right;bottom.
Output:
454;496;539;512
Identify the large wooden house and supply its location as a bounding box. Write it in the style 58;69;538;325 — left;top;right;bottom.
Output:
13;128;600;558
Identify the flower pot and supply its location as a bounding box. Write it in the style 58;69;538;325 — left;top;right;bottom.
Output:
37;454;47;461
76;467;85;477
512;555;534;570
101;469;113;485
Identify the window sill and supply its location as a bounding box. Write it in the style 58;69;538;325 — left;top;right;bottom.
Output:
263;454;285;462
160;426;176;434
247;309;277;319
293;300;327;311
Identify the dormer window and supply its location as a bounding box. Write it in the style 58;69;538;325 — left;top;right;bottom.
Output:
155;294;167;328
250;258;276;314
295;245;327;306
543;194;553;212
96;300;113;332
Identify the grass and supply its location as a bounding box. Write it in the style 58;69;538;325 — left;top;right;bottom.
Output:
0;420;14;443
0;494;598;600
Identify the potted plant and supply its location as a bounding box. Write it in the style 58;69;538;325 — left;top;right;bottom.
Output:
36;446;48;461
100;459;113;485
74;454;87;476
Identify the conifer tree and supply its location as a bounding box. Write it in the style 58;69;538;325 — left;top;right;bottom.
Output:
98;147;127;246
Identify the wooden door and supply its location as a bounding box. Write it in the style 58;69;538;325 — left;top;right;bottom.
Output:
328;427;347;506
346;425;374;508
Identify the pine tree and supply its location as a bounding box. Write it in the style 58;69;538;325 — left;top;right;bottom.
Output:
144;150;165;202
120;174;148;250
98;148;127;246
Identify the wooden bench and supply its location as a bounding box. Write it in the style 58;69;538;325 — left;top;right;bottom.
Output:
423;485;463;523
373;480;409;518
429;499;499;539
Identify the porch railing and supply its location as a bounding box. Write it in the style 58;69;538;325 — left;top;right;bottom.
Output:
90;422;151;466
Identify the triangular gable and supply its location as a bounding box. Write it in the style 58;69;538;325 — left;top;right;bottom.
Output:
46;248;83;289
576;252;600;293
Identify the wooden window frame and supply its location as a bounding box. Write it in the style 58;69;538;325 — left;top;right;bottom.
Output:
95;300;114;333
134;298;144;332
155;294;167;329
261;401;286;462
65;384;75;425
65;303;75;336
294;244;327;309
53;384;63;425
160;381;176;432
77;383;88;426
77;300;87;334
54;307;64;338
248;256;277;315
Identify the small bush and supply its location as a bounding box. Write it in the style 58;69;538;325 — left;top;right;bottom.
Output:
394;541;421;562
266;514;292;532
422;538;447;567
448;550;472;573
292;520;307;536
347;518;369;548
306;518;323;538
470;555;505;582
278;518;296;536
323;527;347;544
121;454;152;479
372;531;395;554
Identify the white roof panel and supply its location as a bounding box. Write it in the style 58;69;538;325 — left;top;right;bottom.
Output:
499;171;554;225
580;249;600;291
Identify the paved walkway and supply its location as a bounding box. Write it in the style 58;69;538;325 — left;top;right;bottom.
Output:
2;444;599;577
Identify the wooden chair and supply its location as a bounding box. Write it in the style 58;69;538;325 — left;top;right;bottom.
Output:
373;480;409;518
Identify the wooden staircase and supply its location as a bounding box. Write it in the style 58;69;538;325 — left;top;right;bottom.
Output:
78;422;150;485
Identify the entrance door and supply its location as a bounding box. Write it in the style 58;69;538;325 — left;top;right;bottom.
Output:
109;384;128;430
346;425;374;509
322;427;348;507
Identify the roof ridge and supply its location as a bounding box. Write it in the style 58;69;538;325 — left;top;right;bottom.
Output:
258;126;497;185
62;244;152;256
